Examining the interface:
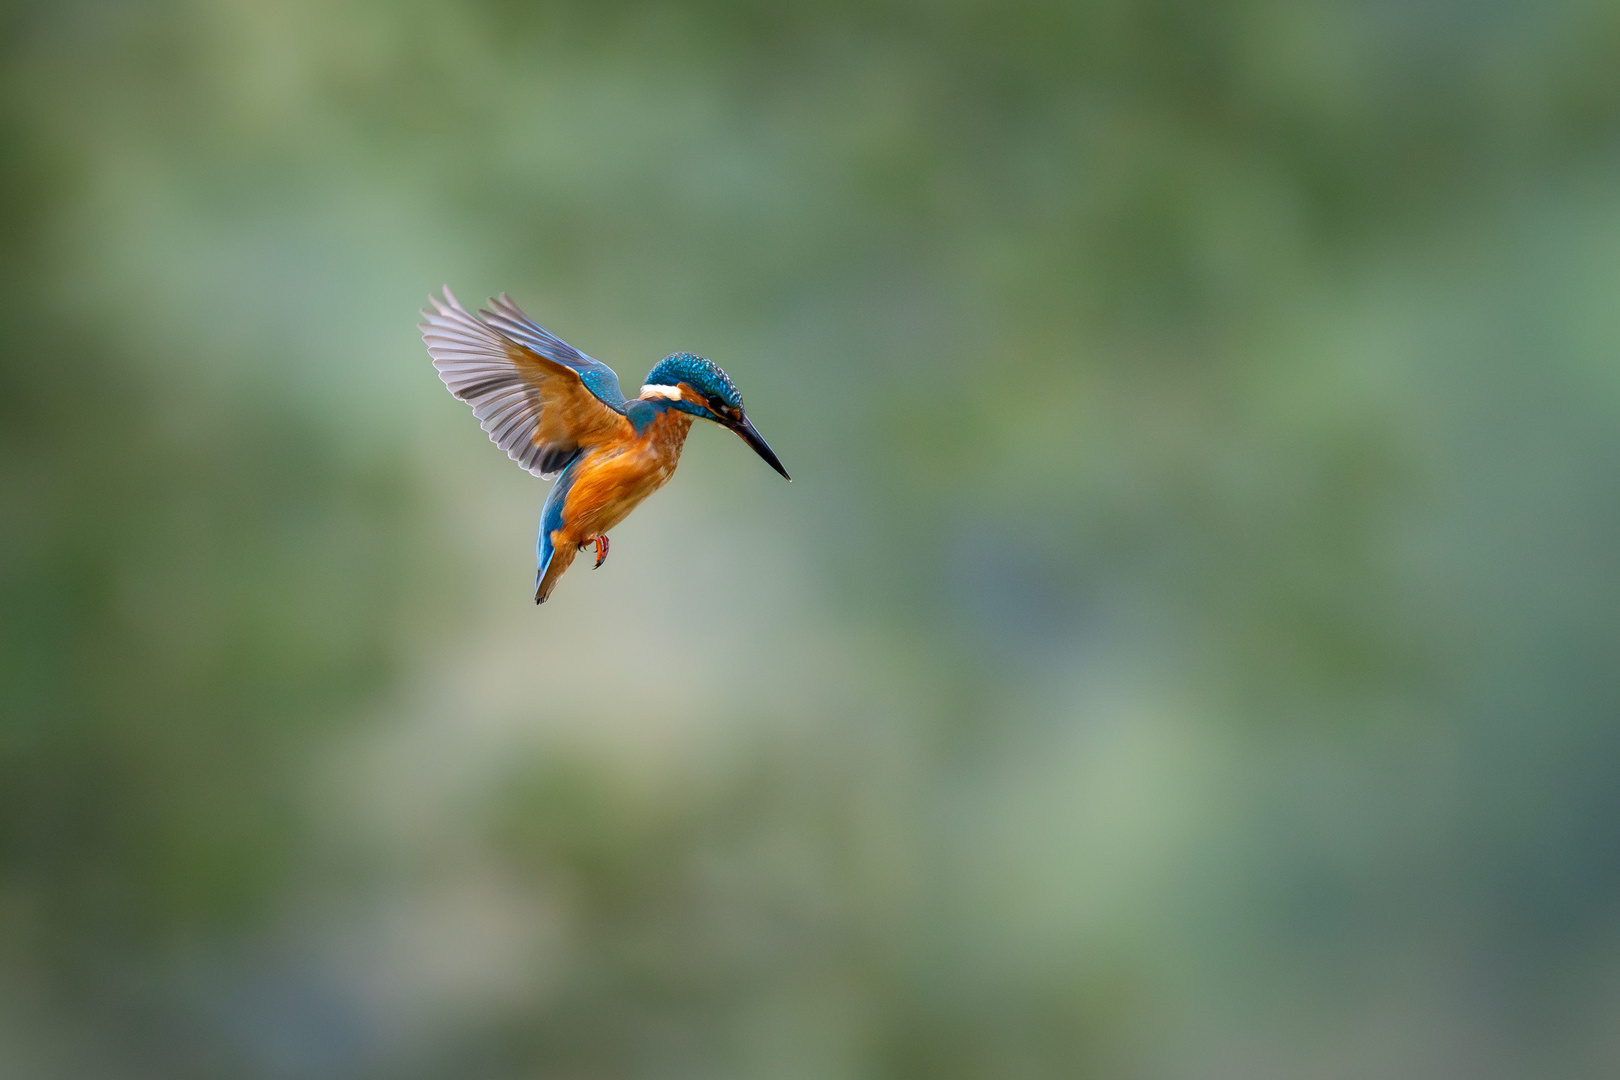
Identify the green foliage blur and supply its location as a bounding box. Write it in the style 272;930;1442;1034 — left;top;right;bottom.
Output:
4;0;1620;1076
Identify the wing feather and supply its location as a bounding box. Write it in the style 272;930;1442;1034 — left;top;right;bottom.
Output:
481;293;629;411
420;287;631;479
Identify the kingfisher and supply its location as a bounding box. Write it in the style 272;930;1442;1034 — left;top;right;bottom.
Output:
419;287;790;604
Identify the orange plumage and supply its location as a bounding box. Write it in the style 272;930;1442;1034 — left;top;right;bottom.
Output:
534;408;695;601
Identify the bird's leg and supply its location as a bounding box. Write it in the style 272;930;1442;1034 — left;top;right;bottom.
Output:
578;534;609;569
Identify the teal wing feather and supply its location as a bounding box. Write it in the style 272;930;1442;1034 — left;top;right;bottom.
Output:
479;293;629;412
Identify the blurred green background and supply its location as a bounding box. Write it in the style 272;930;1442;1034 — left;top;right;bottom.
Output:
4;0;1620;1076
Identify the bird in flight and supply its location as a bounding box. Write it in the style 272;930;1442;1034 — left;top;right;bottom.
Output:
420;288;790;603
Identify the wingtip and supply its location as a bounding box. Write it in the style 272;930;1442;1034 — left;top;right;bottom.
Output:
423;285;465;320
422;285;460;322
482;291;525;325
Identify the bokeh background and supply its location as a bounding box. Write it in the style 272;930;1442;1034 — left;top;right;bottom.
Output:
5;0;1620;1077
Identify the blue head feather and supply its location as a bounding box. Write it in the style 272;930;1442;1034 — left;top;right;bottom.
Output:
643;353;743;418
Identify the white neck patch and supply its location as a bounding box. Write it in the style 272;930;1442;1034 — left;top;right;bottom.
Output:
639;383;684;401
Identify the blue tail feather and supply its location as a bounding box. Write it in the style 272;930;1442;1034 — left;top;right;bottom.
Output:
534;452;583;603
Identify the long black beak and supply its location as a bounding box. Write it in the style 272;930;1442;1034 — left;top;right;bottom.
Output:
730;414;791;480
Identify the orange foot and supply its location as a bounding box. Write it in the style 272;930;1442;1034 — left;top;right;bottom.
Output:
578;534;609;569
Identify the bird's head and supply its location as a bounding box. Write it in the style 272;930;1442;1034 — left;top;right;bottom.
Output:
640;353;790;480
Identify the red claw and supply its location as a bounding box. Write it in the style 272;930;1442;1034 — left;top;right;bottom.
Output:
593;535;609;569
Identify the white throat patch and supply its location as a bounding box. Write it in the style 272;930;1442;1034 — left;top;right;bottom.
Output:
639;384;684;400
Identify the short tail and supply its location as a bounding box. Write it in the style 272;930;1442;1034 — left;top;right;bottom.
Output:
534;540;578;604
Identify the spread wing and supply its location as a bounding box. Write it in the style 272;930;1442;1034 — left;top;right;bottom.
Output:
478;293;629;411
420;288;632;478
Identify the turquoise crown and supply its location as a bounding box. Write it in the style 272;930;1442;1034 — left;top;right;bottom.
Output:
644;353;743;411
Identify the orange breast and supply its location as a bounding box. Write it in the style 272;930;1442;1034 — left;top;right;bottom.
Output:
557;409;695;542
